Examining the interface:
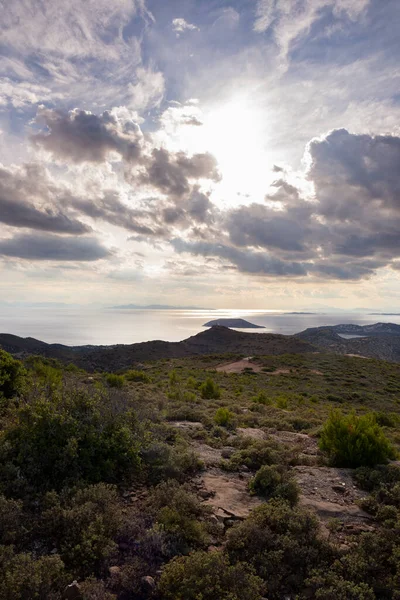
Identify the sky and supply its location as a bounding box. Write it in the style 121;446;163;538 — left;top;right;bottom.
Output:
1;0;400;310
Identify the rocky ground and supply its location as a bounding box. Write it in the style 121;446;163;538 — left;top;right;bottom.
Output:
170;421;376;547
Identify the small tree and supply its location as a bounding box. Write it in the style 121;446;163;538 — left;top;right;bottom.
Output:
319;410;395;468
200;378;221;399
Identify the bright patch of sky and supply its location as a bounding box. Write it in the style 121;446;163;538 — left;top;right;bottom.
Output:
1;0;400;309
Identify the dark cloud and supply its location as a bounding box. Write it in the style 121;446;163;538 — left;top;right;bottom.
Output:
139;148;220;198
0;163;90;234
170;129;400;280
227;203;311;253
32;108;143;163
172;239;309;276
71;191;166;237
0;232;111;261
308;128;400;218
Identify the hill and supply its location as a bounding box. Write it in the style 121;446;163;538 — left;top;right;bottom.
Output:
0;326;315;371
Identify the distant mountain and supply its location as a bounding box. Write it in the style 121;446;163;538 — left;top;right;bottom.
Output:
0;326;314;371
111;304;214;310
4;323;400;371
203;318;265;329
296;323;400;362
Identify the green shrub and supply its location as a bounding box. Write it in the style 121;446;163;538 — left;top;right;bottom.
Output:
200;378;221;399
41;483;121;577
249;465;299;505
305;572;375;599
150;481;210;556
125;370;151;383
142;442;202;484
319;410;395;468
169;370;178;386
275;395;288;409
223;439;286;472
214;407;234;427
226;500;331;599
105;373;125;388
0;388;141;493
0;495;24;545
157;551;266;600
252;391;272;405
27;357;63;388
0;350;25;400
0;545;67;600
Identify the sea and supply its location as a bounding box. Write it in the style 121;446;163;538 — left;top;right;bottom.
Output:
0;306;398;347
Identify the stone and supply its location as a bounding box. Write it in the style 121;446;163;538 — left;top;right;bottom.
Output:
63;581;82;600
141;575;156;596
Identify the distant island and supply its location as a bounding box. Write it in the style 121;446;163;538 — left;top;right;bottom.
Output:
111;304;214;310
369;313;400;316
286;312;317;315
203;318;265;329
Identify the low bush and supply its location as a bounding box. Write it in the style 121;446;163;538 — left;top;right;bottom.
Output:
200;378;221;399
150;481;210;556
125;370;151;383
0;350;26;400
249;465;299;505
0;388;141;494
0;546;67;600
226;499;332;599
27;356;63;388
319;410;395;468
222;439;286;472
142;441;202;484
41;483;122;577
157;551;266;600
305;572;375;599
214;407;234;427
105;373;125;388
252;391;272;405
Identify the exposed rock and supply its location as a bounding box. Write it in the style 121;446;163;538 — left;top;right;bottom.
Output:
294;466;373;532
170;421;203;431
141;576;156;596
201;471;261;520
63;581;82;600
191;442;225;466
237;427;266;441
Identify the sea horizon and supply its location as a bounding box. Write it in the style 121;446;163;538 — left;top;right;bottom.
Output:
1;305;399;347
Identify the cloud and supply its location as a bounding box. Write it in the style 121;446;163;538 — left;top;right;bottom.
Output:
0;163;89;234
0;232;111;261
32;107;143;163
172;18;199;33
138;148;220;198
254;0;370;61
71;191;167;236
172;239;309;276
168;128;400;280
1;0;163;111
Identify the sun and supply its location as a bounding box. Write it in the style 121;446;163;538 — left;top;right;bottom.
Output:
200;95;274;205
157;93;276;206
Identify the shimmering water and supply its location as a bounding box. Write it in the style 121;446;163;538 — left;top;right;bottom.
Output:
0;307;395;346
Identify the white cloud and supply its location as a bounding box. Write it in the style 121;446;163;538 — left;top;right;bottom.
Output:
254;0;370;63
1;0;163;111
172;18;199;34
